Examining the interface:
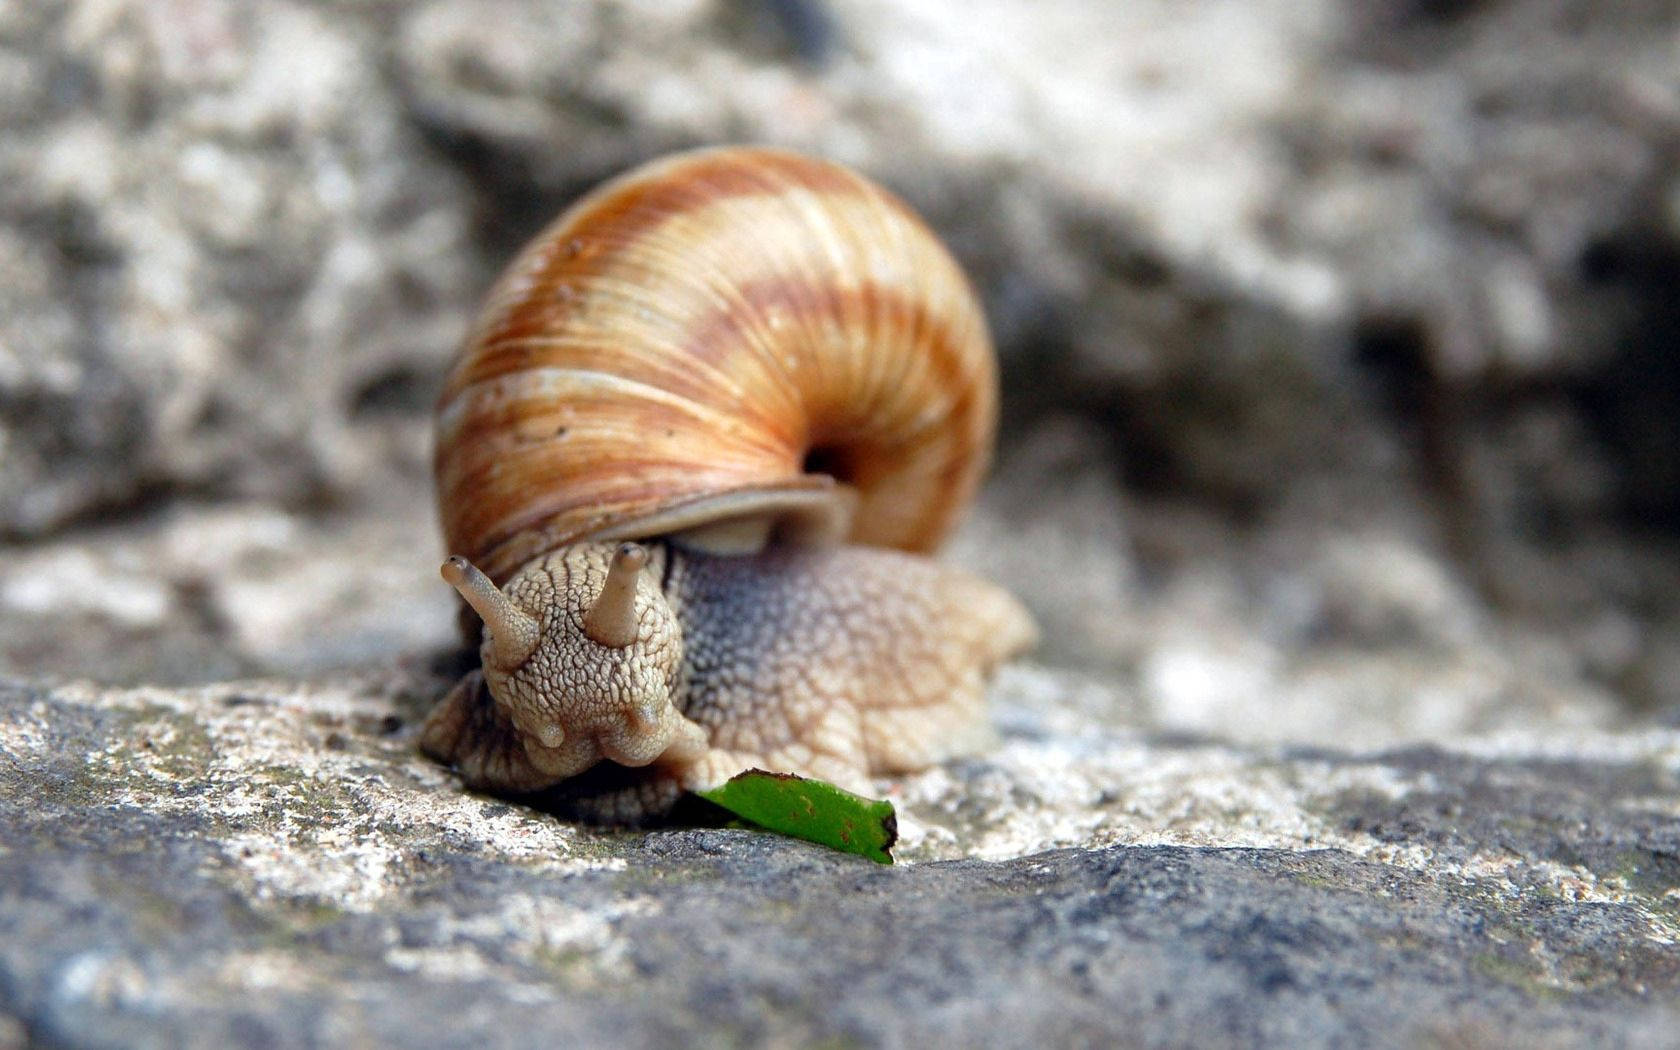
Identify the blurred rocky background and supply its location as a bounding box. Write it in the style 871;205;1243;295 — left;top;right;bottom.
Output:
4;0;1680;1046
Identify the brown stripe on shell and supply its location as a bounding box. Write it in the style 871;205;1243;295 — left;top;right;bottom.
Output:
441;148;879;404
435;147;997;581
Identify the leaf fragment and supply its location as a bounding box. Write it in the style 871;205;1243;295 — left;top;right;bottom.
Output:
695;769;897;864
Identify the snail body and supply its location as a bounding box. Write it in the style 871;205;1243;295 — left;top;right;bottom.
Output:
422;147;1035;821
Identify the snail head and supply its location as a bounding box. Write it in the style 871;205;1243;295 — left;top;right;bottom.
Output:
440;542;687;777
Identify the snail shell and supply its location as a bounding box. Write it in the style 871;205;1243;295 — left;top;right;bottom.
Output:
434;146;998;583
424;147;1033;822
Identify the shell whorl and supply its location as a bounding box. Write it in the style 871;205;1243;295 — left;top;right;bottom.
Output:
435;147;998;584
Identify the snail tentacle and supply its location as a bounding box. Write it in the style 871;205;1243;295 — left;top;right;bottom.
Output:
441;555;540;671
582;543;647;648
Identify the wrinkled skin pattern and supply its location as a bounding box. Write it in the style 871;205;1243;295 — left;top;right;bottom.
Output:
421;541;1036;824
422;545;709;801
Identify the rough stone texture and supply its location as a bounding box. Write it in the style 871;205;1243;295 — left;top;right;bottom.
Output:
0;0;471;536
3;0;1680;1045
3;0;1678;708
6;672;1680;1049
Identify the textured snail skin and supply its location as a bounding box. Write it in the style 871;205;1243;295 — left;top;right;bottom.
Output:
425;147;1034;822
421;541;1035;823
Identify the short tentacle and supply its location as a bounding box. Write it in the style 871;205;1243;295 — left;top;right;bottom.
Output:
583;543;647;648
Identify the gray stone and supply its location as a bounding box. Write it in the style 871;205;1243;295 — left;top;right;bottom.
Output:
5;673;1680;1048
3;0;1678;698
0;493;456;686
0;0;472;537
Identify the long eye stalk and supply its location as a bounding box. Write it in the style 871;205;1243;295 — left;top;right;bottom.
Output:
441;555;541;671
583;543;647;648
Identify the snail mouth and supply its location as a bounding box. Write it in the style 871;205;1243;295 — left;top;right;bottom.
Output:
593;701;671;768
519;732;598;780
599;733;667;769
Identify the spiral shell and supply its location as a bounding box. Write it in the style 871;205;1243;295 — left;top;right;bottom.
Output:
435;147;998;584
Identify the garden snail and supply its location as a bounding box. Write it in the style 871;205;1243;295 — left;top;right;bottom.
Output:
421;146;1036;822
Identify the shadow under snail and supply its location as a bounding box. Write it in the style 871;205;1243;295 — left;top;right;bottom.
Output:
422;146;1037;823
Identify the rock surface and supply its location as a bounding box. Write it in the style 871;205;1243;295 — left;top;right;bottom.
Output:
3;0;1680;712
5;671;1680;1049
4;0;1678;709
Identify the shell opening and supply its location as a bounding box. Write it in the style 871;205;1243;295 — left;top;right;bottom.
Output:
801;445;850;483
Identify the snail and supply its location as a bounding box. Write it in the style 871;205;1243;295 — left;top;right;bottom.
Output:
420;146;1036;823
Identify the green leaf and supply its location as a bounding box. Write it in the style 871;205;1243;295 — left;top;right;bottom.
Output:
694;769;897;864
